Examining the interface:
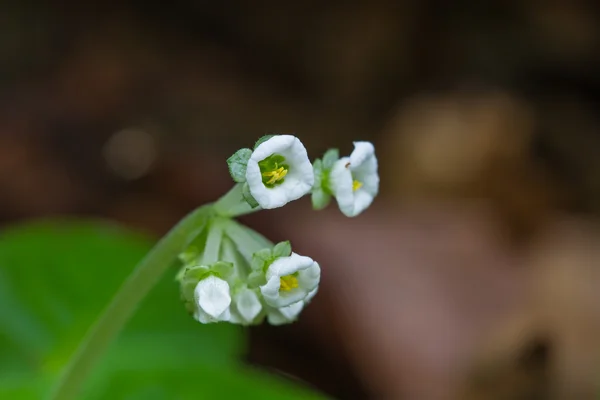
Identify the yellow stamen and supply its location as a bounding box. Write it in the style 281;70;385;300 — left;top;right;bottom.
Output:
279;275;299;291
352;180;363;191
262;166;288;185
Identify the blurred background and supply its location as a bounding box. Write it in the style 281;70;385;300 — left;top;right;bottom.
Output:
1;1;600;399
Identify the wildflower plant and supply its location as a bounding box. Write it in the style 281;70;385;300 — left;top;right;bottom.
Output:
50;134;379;399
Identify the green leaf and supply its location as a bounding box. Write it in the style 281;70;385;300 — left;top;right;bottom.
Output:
242;182;260;208
254;134;276;149
321;148;340;170
227;148;253;183
273;241;292;258
0;219;324;399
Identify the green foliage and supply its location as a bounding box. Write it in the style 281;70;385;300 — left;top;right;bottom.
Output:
0;220;323;399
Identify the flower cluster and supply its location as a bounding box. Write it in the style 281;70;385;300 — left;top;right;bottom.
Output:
178;134;379;325
226;134;379;216
179;237;320;325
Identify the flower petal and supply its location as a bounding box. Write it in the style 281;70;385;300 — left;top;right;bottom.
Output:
265;252;314;280
353;190;375;215
349;141;375;167
268;288;309;308
330;157;355;216
261;273;309;307
298;262;321;292
250;135;295;161
305;287;318;303
260;275;281;304
235;288;262;323
194;307;230;324
267;302;304;325
194;276;231;319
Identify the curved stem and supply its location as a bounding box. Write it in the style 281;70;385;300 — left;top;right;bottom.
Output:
213;184;261;218
223;219;273;262
48;205;212;400
201;217;224;265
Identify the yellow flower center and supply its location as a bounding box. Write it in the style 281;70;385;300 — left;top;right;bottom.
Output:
262;166;288;186
352;180;363;191
279;275;299;291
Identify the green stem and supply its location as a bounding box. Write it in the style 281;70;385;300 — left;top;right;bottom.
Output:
223;219;273;261
202;218;224;265
235;222;273;249
213;184;261;218
220;235;250;280
48;205;212;400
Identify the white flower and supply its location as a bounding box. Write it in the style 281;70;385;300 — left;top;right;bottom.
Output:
246;135;314;209
229;287;262;325
267;302;304;325
330;141;379;217
260;252;321;308
193;275;231;323
266;286;319;325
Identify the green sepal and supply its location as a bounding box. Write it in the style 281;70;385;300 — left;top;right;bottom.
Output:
226;148;252;183
182;264;210;280
179;264;209;303
178;245;200;265
312;158;323;188
254;134;275;149
251;248;272;271
322;148;340;170
211;261;234;278
311;187;331;210
242;182;260;208
273;240;292;258
311;158;332;210
180;279;198;305
247;270;267;288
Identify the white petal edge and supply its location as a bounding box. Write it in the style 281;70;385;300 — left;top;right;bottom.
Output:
298;262;321;292
267;302;304;325
349;141;375;167
305;287;318;303
194;307;231;324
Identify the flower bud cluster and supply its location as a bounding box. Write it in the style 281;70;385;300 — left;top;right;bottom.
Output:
179;235;319;326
